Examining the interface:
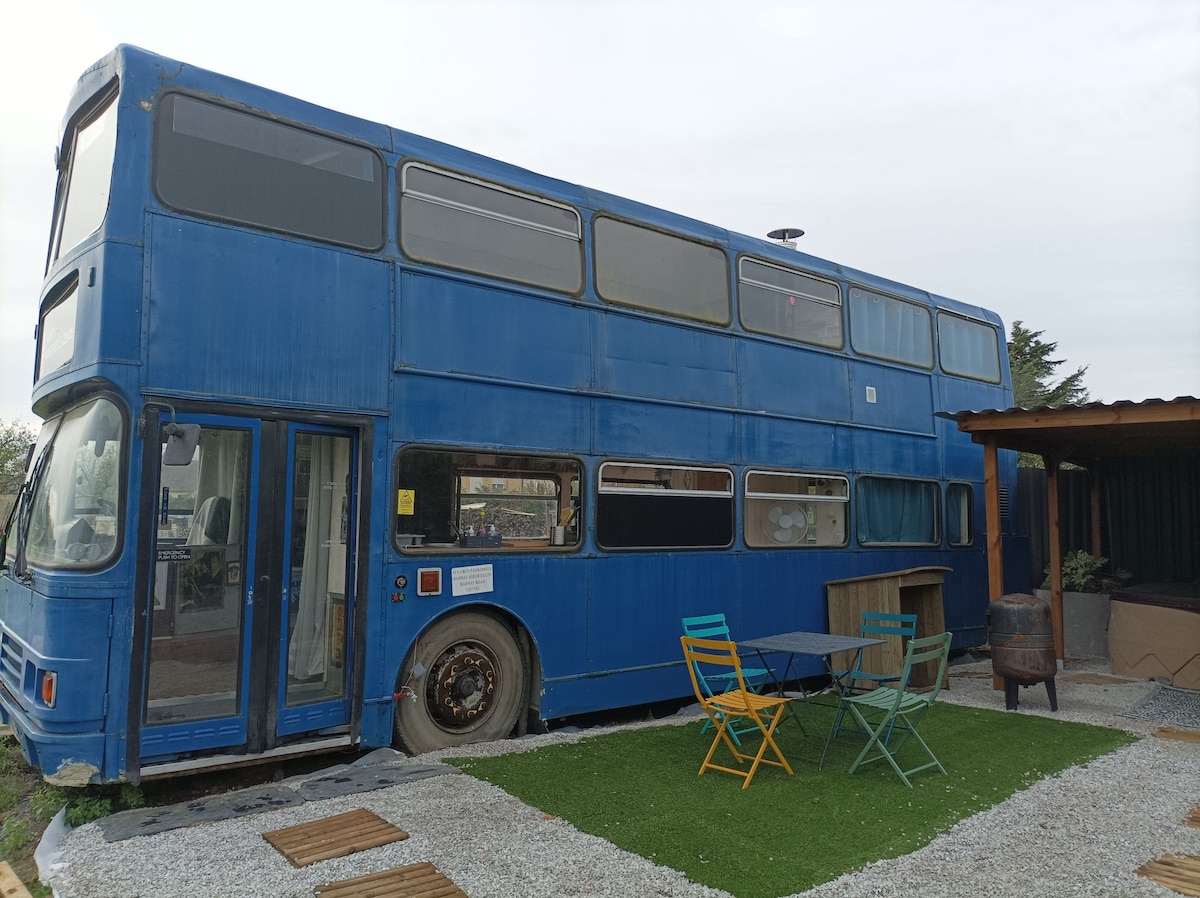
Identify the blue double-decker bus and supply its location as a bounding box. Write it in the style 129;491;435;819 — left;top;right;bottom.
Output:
0;45;1016;784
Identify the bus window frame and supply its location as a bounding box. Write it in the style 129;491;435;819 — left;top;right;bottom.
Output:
596;460;734;551
392;445;583;552
936;311;1002;383
49;79;120;268
847;285;935;369
152;92;387;252
737;256;845;350
743;468;849;549
592;215;732;326
398;161;585;295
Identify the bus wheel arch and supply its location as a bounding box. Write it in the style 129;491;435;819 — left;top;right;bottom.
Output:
392;608;536;756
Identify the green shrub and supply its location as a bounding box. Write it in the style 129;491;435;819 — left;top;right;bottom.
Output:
0;816;31;860
1044;550;1130;592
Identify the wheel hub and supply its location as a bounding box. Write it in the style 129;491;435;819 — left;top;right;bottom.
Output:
428;645;497;727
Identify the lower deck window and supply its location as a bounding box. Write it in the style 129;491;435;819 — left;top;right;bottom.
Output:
856;476;940;546
394;448;581;550
597;462;733;549
744;470;848;548
946;482;974;547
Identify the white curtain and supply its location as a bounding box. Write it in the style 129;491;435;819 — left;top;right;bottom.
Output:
288;436;334;679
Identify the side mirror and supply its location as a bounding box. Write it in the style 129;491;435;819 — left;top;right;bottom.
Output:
162;423;200;466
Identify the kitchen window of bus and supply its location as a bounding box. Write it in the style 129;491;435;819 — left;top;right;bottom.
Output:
744;470;848;548
738;258;843;349
946;482;974;547
393;448;581;550
400;163;583;293
22;397;124;569
855;476;939;546
848;287;933;368
937;312;1001;383
52;85;119;264
154;93;385;250
597;462;733;550
593;217;731;325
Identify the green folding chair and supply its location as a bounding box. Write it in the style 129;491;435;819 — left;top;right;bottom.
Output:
837;631;953;787
827;611;918;743
681;614;772;746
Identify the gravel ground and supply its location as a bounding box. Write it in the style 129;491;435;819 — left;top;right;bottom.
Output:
45;659;1199;898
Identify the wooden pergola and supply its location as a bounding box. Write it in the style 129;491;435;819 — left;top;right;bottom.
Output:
943;397;1200;661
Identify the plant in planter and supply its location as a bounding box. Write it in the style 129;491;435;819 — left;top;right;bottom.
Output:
1044;550;1130;593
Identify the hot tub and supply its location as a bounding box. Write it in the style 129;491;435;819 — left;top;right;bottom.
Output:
1108;583;1200;689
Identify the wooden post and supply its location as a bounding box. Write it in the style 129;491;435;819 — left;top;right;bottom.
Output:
983;438;1006;690
1046;457;1065;661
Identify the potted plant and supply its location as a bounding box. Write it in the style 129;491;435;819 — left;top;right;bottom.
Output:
1037;551;1131;660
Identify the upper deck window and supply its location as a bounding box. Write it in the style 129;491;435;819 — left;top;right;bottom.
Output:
53;90;119;263
594;217;731;325
937;312;1001;382
400;163;583;293
738;258;842;348
848;287;933;368
154;94;385;250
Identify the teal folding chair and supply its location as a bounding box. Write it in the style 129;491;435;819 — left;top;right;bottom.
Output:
835;631;953;787
681;614;772;746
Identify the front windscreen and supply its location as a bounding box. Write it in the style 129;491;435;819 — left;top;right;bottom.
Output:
22;398;124;568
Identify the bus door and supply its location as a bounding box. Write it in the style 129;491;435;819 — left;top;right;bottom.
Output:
140;416;357;762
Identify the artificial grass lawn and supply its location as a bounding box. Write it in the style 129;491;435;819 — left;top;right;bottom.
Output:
448;699;1136;898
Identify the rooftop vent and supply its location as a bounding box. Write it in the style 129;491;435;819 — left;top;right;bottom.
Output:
767;227;805;250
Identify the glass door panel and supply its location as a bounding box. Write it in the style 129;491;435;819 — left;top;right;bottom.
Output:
143;423;254;753
278;429;354;735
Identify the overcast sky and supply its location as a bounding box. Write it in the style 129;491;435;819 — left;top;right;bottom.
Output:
2;0;1197;427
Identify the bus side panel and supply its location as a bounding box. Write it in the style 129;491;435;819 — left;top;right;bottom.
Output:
578;553;738;713
145;218;392;411
596;316;737;409
849;362;936;434
594;400;737;463
396;273;591;390
393;378;591;452
850;430;941;478
739;417;843;471
738;341;852;423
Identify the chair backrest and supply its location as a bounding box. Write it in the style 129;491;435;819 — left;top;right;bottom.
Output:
682;615;735;698
896;631;953;703
681;614;732;641
187;496;231;546
856;611;918;678
680;635;756;703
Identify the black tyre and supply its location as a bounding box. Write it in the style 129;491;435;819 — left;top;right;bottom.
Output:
393;611;526;755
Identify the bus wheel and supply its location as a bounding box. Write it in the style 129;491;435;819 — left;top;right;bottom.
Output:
393;611;526;756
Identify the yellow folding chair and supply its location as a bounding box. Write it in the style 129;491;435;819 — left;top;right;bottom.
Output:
680;635;795;789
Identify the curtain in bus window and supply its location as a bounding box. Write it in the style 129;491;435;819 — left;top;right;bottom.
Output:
288;434;350;685
946;482;973;546
193;431;247;547
938;313;1001;382
848;288;933;368
857;478;938;545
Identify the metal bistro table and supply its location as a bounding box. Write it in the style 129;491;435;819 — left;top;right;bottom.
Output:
738;631;885;761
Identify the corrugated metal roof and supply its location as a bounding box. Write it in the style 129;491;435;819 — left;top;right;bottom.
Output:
940;396;1200;465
